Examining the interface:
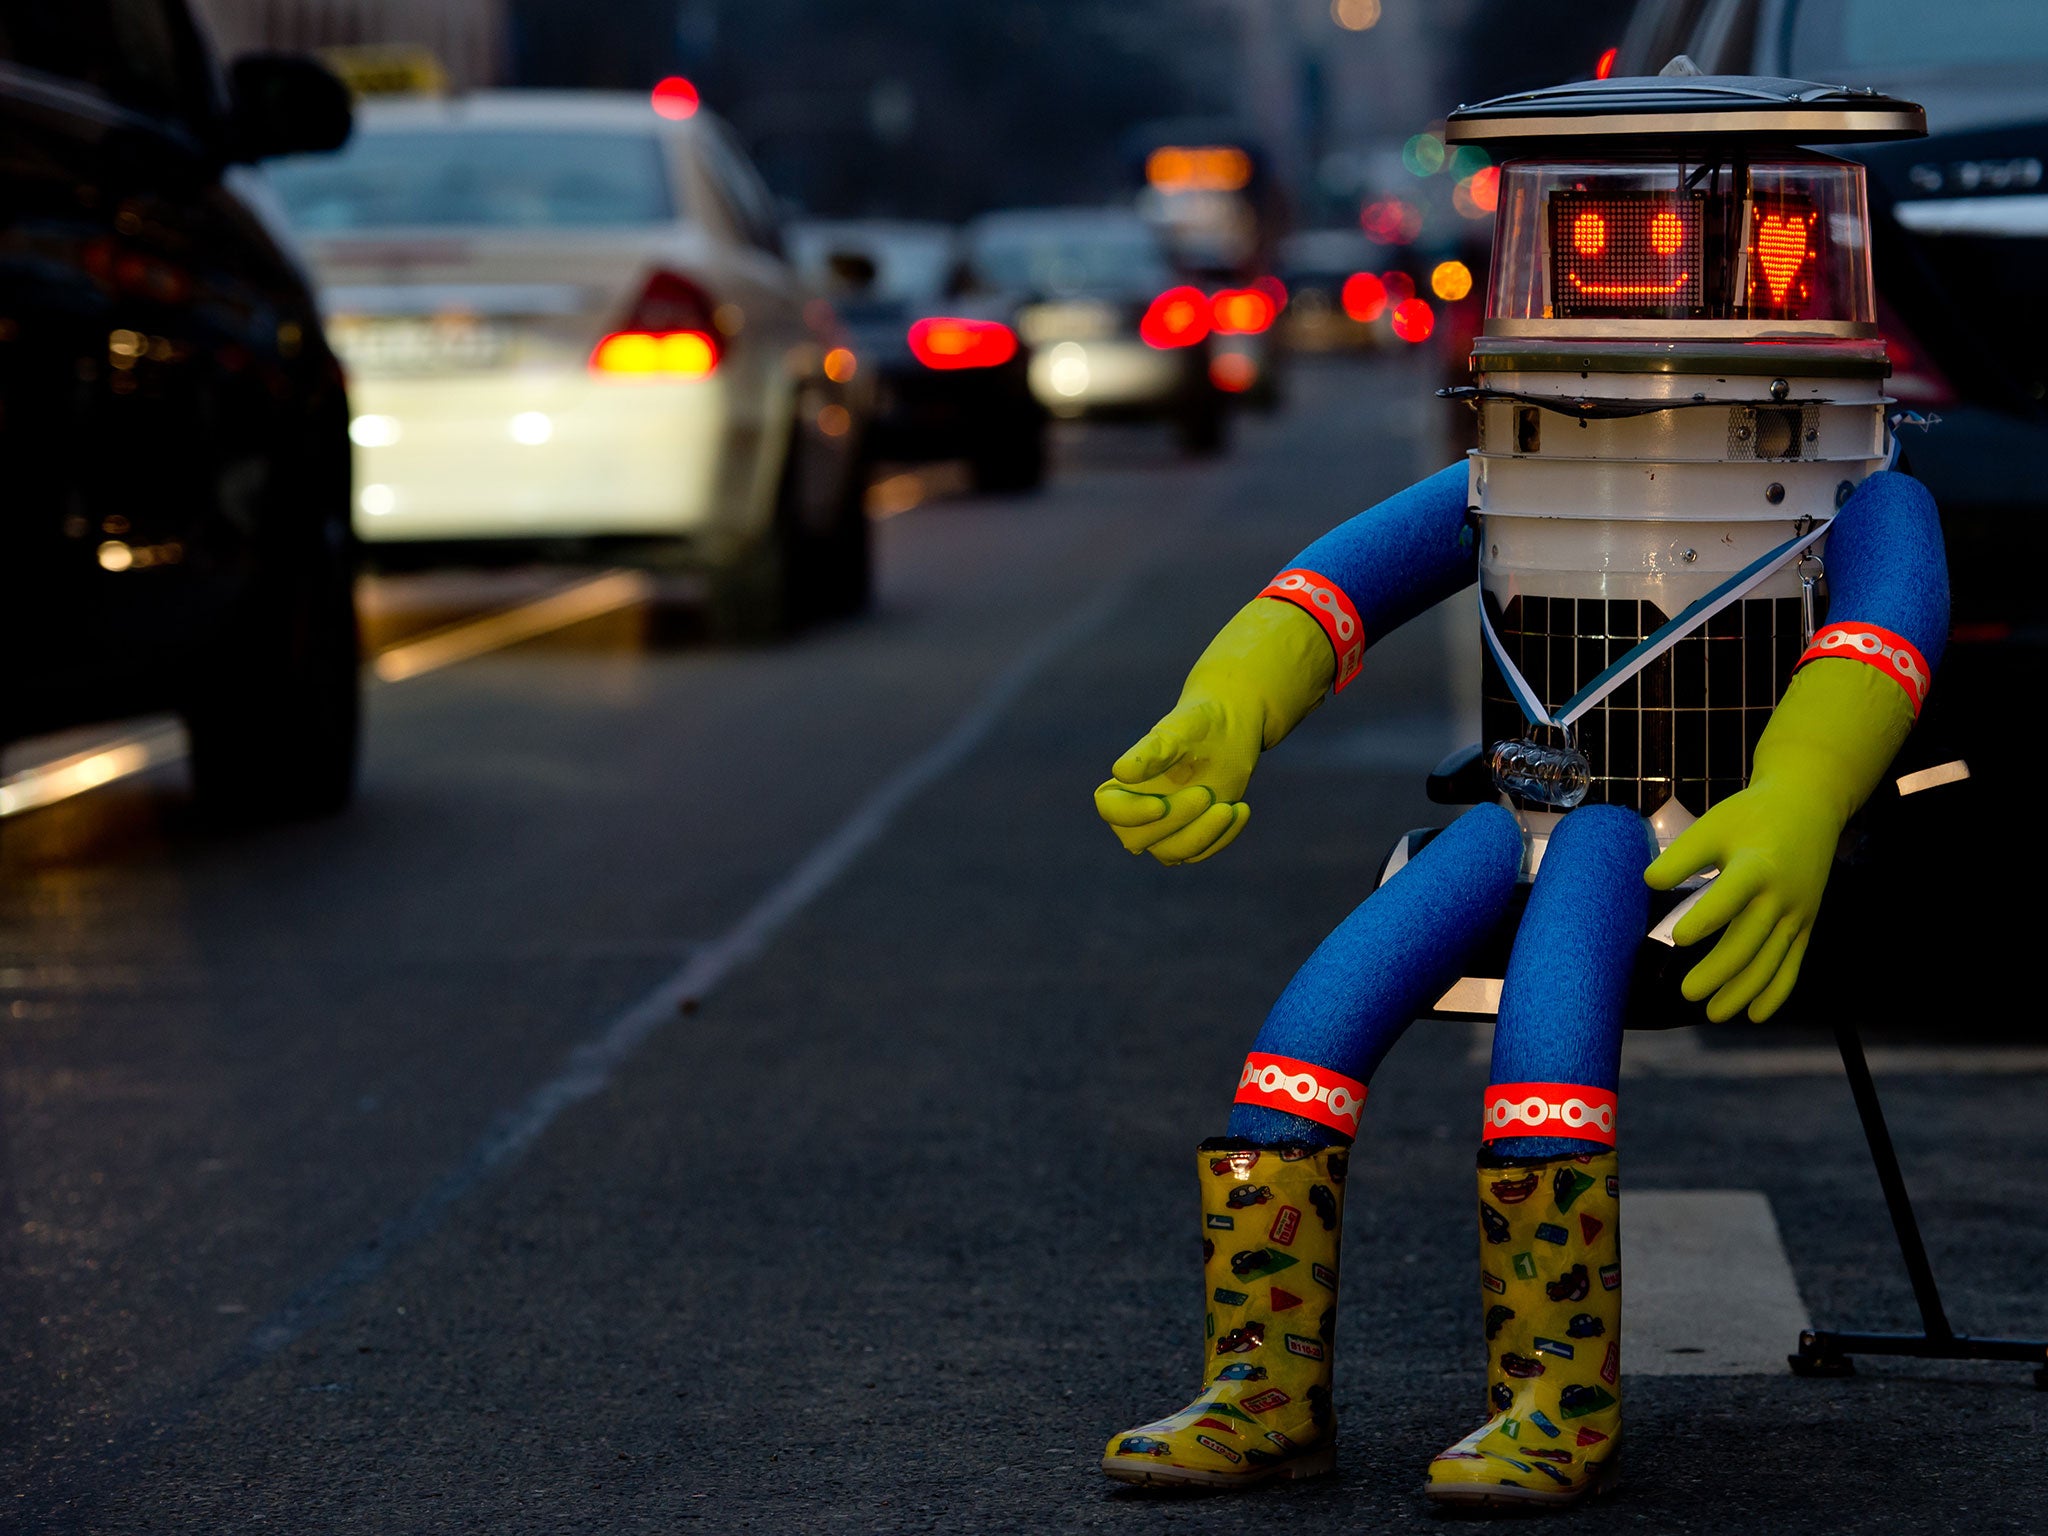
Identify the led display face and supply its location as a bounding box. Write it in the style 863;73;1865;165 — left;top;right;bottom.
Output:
1746;196;1822;319
1548;190;1705;318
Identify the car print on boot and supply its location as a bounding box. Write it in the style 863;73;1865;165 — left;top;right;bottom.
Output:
1485;1304;1516;1339
1566;1312;1605;1338
1215;1323;1266;1355
1491;1382;1514;1412
1227;1184;1275;1210
1480;1203;1512;1244
1309;1184;1338;1229
1214;1363;1269;1381
1500;1352;1546;1378
1116;1436;1172;1457
1546;1263;1591;1303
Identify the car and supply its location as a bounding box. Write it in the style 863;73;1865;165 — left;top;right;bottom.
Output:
266;90;868;635
0;6;359;822
1613;0;2044;1008
788;219;1047;493
964;208;1230;456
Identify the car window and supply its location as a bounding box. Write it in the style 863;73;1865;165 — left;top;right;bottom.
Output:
266;129;677;232
1782;0;2048;75
969;226;1174;295
789;228;957;302
0;0;214;126
698;122;783;253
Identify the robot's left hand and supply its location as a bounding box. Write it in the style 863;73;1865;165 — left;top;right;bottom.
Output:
1643;779;1841;1023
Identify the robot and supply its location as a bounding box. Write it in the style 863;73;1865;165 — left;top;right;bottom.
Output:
1093;73;1947;1508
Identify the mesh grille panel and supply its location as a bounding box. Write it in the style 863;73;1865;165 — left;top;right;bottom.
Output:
1481;594;1805;815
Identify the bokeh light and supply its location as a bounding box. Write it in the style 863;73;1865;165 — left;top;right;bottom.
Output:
1403;133;1447;177
1391;298;1435;343
651;76;700;120
1431;260;1473;302
1340;272;1387;322
1331;0;1382;31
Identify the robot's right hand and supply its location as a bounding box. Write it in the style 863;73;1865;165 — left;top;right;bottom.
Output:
1093;597;1340;867
1094;697;1261;866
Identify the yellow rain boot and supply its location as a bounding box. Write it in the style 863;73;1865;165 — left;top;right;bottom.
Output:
1425;1150;1622;1508
1102;1140;1347;1488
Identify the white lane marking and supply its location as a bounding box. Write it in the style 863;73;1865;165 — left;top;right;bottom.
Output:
243;574;1133;1354
0;722;186;820
371;568;652;682
1463;1023;2048;1078
0;570;653;821
1627;1190;1810;1375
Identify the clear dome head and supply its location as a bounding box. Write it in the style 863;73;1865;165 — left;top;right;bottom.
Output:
1485;156;1874;332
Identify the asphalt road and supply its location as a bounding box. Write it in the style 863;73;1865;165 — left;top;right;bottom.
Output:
3;355;2043;1532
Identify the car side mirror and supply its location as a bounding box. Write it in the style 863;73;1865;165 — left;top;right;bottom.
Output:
227;53;353;163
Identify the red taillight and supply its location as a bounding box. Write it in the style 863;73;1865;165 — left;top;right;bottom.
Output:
1341;272;1387;322
1254;274;1288;310
1877;293;1958;407
592;269;723;377
1211;287;1277;335
591;331;719;377
1382;270;1417;305
1210;352;1259;392
1140;285;1213;349
908;317;1018;370
1595;47;1618;80
1391;298;1435;343
652;76;700;119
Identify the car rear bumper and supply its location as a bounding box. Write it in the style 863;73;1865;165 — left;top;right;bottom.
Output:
347;373;734;543
867;363;1039;459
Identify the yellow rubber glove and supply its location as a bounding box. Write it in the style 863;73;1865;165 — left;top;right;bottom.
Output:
1644;657;1917;1021
1094;598;1336;866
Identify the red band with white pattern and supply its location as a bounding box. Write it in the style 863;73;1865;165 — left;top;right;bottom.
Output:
1259;569;1365;693
1797;622;1931;717
1235;1052;1367;1135
1483;1082;1617;1147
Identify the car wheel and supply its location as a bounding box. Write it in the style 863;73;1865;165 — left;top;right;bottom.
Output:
970;421;1048;494
185;532;360;823
705;426;870;639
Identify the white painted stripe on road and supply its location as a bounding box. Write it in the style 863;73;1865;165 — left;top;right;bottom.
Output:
243;574;1135;1354
0;570;654;821
371;568;653;682
1627;1190;1810;1375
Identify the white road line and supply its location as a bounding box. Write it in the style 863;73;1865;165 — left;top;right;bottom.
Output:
1627;1190;1811;1375
243;574;1134;1355
0;569;654;821
371;568;652;682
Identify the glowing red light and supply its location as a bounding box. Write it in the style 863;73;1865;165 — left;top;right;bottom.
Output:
1210;352;1258;393
1650;210;1684;255
590;330;719;377
1360;198;1423;245
1391;298;1434;344
652;76;701;120
1573;211;1607;257
1595;47;1619;80
1140;285;1213;349
1340;272;1387;322
1253;274;1289;310
1211;287;1278;335
1468;165;1500;214
907;317;1019;371
1381;270;1416;305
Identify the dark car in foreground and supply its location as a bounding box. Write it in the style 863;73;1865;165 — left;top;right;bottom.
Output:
790;219;1048;493
1616;0;2046;1002
0;4;358;821
966;208;1230;456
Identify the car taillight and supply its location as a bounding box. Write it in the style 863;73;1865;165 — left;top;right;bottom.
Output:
1140;286;1212;349
907;317;1018;370
1876;293;1958;408
1391;298;1435;343
1341;272;1387;322
1211;287;1278;335
592;269;722;377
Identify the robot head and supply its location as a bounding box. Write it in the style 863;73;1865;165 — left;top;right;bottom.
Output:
1446;74;1923;341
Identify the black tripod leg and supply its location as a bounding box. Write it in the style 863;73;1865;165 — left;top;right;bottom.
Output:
1832;1024;1954;1341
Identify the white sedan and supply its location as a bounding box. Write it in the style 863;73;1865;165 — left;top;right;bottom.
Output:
268;89;868;631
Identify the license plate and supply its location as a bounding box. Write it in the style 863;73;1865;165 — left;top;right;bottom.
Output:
1019;303;1118;344
328;314;515;375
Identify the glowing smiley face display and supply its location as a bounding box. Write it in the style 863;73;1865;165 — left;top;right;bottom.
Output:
1549;190;1706;317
